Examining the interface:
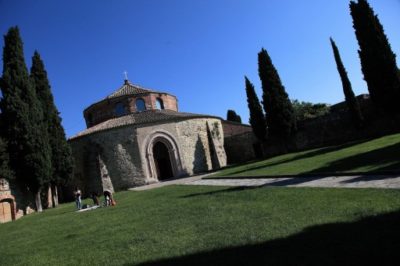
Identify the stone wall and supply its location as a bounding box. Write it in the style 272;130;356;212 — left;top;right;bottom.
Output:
68;117;227;196
259;95;400;157
222;120;256;164
135;118;224;178
69;125;145;196
221;95;400;161
222;120;253;137
224;132;256;164
293;96;400;151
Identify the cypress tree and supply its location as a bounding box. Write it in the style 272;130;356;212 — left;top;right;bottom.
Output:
226;109;242;123
0;136;14;181
350;0;400;113
244;76;267;141
258;48;296;138
0;27;51;212
30;51;73;207
330;38;364;128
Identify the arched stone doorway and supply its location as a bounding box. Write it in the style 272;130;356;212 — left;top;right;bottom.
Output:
143;130;185;182
153;141;173;180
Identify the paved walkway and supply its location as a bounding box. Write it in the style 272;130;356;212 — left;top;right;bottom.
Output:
129;173;210;191
130;173;400;191
189;175;400;189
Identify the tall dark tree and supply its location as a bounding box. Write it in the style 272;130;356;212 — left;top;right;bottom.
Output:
30;51;73;207
330;38;364;128
350;0;400;113
0;136;14;181
0;27;51;211
244;76;267;142
258;48;296;138
226;109;242;123
0;106;13;182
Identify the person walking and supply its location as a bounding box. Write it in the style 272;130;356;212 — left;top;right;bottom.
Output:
75;187;82;210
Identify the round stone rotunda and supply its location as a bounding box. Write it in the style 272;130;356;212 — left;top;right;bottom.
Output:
68;80;227;195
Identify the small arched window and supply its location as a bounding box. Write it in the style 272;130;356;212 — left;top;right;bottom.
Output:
155;98;164;110
115;102;126;116
136;98;146;112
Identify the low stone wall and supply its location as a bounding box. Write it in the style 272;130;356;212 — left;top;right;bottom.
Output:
222;96;400;161
222;121;256;164
293;97;400;151
224;132;256;164
260;96;400;157
222;120;253;137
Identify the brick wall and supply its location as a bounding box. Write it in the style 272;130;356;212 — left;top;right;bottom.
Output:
222;120;253;137
84;93;178;127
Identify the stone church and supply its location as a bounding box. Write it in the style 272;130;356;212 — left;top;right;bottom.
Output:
68;79;228;196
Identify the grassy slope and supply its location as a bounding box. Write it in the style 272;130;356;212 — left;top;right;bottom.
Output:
1;185;400;265
215;133;400;177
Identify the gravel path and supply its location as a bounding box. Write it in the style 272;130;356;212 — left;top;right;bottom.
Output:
130;174;400;191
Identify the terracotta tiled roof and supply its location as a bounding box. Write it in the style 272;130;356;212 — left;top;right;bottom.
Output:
106;80;160;99
70;110;220;140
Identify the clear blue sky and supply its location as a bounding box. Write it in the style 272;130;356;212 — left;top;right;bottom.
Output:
1;0;399;137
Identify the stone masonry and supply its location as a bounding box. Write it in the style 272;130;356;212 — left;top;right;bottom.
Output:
68;80;227;197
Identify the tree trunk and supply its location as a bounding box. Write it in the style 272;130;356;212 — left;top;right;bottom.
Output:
52;184;59;207
47;185;53;208
35;189;43;212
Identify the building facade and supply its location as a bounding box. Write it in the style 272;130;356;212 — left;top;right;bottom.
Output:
68;80;227;196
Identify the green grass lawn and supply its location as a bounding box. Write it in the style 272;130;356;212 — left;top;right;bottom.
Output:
1;185;400;265
215;132;400;177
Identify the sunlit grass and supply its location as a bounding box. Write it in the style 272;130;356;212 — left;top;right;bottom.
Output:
215;133;400;177
1;185;400;265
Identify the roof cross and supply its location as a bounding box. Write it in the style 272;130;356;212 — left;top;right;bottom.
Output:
123;71;129;81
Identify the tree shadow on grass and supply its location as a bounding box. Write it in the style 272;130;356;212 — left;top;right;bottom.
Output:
340;174;400;184
263;142;400;186
180;186;264;198
221;140;370;177
134;210;400;266
264;176;327;187
303;142;400;176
